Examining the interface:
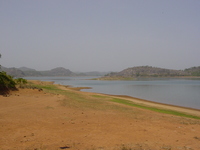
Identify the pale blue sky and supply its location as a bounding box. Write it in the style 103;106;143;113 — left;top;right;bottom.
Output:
1;0;200;72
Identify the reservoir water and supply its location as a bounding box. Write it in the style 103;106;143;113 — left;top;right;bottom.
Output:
25;77;200;110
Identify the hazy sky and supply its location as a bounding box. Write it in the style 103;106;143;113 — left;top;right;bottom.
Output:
1;0;200;72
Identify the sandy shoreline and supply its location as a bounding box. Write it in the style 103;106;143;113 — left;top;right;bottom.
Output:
30;80;200;117
1;80;200;150
105;94;200;117
56;82;200;117
29;79;200;114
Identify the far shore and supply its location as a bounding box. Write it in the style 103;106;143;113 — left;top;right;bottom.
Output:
92;76;200;80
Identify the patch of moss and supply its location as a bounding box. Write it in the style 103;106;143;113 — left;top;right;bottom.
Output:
92;95;109;98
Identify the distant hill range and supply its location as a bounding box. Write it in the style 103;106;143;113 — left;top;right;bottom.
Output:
40;67;75;77
1;65;200;78
18;67;42;76
0;66;109;77
103;66;200;79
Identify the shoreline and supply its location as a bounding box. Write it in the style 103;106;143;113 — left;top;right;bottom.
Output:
111;94;200;111
55;82;200;117
79;92;200;117
104;94;200;117
28;80;200;117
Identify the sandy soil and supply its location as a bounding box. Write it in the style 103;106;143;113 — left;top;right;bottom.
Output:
0;81;200;150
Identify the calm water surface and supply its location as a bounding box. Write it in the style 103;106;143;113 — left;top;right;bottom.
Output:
25;77;200;109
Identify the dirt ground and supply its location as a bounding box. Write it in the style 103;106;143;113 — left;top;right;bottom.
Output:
0;82;200;150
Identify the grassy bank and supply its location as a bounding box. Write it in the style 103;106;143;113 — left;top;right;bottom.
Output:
111;98;200;119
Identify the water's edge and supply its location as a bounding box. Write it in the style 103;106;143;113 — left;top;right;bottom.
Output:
25;76;200;110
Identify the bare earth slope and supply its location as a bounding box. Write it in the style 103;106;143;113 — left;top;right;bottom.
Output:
0;81;200;150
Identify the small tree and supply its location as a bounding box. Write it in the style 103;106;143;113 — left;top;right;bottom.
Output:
0;54;17;95
0;71;17;95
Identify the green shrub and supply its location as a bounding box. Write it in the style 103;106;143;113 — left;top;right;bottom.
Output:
15;78;28;88
0;71;17;95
